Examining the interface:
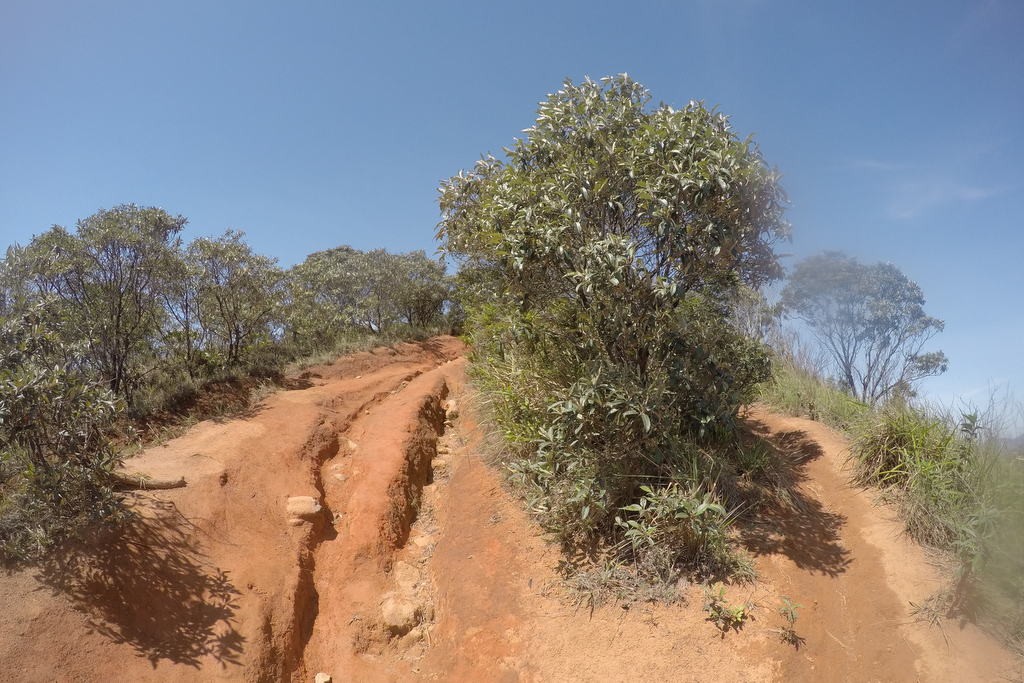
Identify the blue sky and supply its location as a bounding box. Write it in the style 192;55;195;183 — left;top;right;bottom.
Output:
2;0;1022;420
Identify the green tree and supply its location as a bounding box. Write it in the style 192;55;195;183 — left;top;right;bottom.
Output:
286;247;449;346
20;205;186;400
0;305;125;560
391;251;449;328
347;248;397;333
286;246;373;348
189;230;284;365
159;249;205;378
0;245;32;319
437;75;788;556
780;251;947;404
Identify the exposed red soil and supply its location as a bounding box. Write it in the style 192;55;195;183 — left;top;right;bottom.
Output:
0;340;1020;682
0;338;463;682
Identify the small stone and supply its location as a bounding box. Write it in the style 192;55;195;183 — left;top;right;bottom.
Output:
431;458;447;471
288;518;305;527
393;561;420;591
399;626;424;648
443;399;459;420
286;496;322;520
314;673;332;683
381;594;420;635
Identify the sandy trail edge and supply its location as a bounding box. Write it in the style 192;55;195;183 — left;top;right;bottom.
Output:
742;405;1020;683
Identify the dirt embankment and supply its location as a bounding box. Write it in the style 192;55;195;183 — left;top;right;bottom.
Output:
0;339;1020;682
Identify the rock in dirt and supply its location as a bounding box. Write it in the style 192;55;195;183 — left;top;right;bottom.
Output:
287;495;323;522
443;399;458;420
420;602;435;622
412;534;434;548
381;594;420;636
399;625;425;649
393;561;420;591
314;673;332;683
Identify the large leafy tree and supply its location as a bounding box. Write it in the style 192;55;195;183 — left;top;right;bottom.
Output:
285;247;449;347
189;230;284;364
440;77;787;309
20;205;186;400
159;249;205;378
438;75;789;548
780;251;947;404
285;246;366;349
391;251;449;329
439;75;788;426
350;248;400;333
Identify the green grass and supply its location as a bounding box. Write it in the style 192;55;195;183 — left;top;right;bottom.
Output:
852;405;1023;652
757;359;870;432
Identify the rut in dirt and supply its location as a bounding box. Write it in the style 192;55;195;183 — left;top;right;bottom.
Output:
292;359;459;681
0;337;465;683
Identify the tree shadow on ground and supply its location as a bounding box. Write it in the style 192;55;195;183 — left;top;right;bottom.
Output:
421;336;462;362
35;497;244;669
736;419;852;578
281;376;315;391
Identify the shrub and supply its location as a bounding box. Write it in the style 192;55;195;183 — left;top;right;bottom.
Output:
615;483;738;581
0;306;126;562
440;75;788;586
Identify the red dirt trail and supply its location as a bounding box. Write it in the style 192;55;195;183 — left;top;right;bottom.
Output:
0;338;1019;682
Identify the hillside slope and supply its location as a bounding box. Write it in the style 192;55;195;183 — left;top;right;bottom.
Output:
0;340;1018;682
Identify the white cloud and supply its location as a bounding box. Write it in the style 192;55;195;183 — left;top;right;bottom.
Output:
886;178;1000;220
847;158;1003;220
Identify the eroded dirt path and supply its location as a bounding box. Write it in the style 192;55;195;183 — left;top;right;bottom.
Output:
0;337;463;682
0;343;1019;682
